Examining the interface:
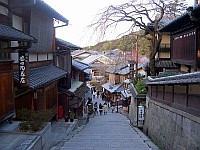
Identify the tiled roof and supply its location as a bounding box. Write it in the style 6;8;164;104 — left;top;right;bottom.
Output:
121;89;132;98
89;63;108;67
14;64;67;89
71;50;99;57
56;38;82;50
155;60;177;68
101;82;124;93
35;0;68;24
84;68;91;75
81;54;102;64
106;61;130;75
144;71;200;85
72;60;89;71
0;24;37;42
159;5;200;32
117;66;130;75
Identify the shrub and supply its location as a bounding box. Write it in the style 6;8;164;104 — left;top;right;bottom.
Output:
158;72;179;77
135;80;147;94
18;109;32;121
18;109;51;132
19;121;29;132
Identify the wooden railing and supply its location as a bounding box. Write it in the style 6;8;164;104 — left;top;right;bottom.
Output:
149;85;200;117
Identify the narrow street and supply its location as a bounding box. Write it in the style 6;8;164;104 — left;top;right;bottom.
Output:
59;95;158;150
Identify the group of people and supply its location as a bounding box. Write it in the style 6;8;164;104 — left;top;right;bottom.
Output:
93;102;108;115
92;87;100;98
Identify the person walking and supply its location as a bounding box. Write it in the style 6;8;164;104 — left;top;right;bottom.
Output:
111;102;115;113
101;92;105;101
96;90;100;98
103;102;108;115
93;102;98;115
99;103;103;115
93;92;96;99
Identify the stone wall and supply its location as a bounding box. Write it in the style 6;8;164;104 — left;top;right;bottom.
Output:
129;97;137;126
144;99;200;150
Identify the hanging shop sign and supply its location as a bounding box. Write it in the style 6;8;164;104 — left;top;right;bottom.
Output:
19;49;29;87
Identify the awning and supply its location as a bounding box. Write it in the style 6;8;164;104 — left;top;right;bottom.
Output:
69;97;82;108
69;80;89;98
155;60;177;68
0;24;37;42
14;64;67;89
123;79;131;84
68;80;89;108
68;80;84;93
84;68;90;75
121;89;132;98
102;82;124;93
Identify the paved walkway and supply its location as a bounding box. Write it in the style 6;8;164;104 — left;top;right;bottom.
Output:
59;95;159;150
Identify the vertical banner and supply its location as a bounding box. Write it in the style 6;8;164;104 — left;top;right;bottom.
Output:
128;60;135;80
18;49;29;87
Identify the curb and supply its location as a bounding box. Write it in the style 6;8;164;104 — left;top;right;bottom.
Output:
133;127;160;150
50;120;79;150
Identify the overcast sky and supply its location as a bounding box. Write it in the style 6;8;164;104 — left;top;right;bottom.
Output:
43;0;194;47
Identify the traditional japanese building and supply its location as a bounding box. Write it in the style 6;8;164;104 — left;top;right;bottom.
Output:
0;0;69;121
144;4;200;150
0;24;36;123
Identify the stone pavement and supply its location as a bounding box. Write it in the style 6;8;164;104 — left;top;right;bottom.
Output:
59;95;159;150
59;110;159;150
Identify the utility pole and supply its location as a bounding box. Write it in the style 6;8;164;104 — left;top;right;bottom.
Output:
135;33;138;81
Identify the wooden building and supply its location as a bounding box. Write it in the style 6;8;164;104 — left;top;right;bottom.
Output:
143;4;200;149
55;38;89;119
102;61;130;104
144;73;200;149
0;0;69;121
70;60;90;118
0;24;36;123
155;34;178;75
81;54;115;81
159;5;200;73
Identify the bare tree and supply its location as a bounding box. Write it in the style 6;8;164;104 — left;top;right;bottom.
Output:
89;0;188;75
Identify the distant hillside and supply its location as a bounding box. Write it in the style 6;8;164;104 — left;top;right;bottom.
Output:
84;31;150;56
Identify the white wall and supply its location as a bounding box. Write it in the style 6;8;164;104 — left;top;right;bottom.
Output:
29;53;53;62
12;15;22;31
11;53;19;63
29;53;37;62
38;53;47;61
0;5;8;16
11;15;23;48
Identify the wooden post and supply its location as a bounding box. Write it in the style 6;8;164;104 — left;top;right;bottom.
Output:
136;33;138;81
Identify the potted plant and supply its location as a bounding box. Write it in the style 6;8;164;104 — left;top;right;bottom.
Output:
69;112;75;122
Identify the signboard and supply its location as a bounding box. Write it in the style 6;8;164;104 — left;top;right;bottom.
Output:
18;49;29;87
138;106;144;121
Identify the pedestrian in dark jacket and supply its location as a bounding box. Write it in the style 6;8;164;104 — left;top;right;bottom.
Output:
94;102;98;115
99;103;103;115
101;93;105;100
97;91;100;98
